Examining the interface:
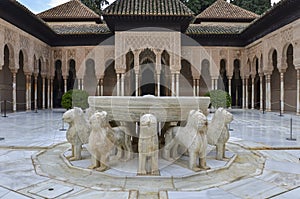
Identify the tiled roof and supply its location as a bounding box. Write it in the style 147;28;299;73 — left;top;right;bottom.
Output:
103;0;194;16
196;0;259;22
49;24;111;34
37;0;100;21
186;24;247;34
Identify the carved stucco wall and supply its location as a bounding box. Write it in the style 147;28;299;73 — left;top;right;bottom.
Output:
0;18;51;75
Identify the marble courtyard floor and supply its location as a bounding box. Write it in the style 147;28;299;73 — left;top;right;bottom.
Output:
0;109;300;199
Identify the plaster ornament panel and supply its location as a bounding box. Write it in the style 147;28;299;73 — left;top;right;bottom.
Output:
104;47;115;62
19;35;29;50
219;49;227;58
54;49;62;60
281;28;293;43
85;48;95;59
4;28;16;45
67;49;76;60
118;32;174;55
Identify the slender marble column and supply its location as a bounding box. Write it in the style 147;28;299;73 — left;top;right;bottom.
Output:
245;78;248;109
260;75;263;110
81;79;84;91
26;75;30;111
117;73;120;96
47;78;50;109
100;79;104;96
157;74;161;97
135;73;139;97
121;73;125;96
12;72;16;112
242;79;245;109
78;79;81;90
42;77;45;109
228;77;232;97
211;79;215;90
176;73;179;97
280;72;284;113
297;70;300;114
171;73;175;96
34;75;38;111
266;75;271;111
28;75;32;110
197;79;200;96
97;79;100;96
64;78;67;93
50;78;53;109
193;79;196;96
251;76;255;109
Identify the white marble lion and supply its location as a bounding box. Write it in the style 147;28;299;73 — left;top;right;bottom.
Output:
163;110;210;171
88;111;132;171
138;114;159;175
207;108;233;160
63;107;91;161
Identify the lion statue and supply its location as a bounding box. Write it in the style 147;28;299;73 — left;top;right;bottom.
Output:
138;114;159;175
88;111;132;171
63;107;91;161
163;110;210;171
207;108;233;160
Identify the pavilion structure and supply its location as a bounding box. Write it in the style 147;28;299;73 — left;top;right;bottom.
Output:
0;0;299;113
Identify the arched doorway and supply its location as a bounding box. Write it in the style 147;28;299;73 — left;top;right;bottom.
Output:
139;49;156;96
84;59;97;96
67;59;76;91
284;44;296;112
0;45;13;112
160;50;171;96
141;59;156;96
271;50;280;111
103;60;117;96
180;59;193;96
231;59;242;107
16;51;26;111
53;60;63;108
200;59;211;95
218;59;228;92
254;58;260;109
125;51;135;96
37;59;43;109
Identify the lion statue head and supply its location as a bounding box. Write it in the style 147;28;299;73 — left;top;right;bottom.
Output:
63;107;90;144
207;108;233;145
90;111;108;130
186;110;208;132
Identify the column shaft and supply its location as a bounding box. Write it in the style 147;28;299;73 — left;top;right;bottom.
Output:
34;76;38;111
245;78;248;109
260;75;263;110
157;74;160;97
251;77;255;109
297;70;300;114
280;72;284;112
117;73;120;96
50;79;53;109
42;77;45;109
121;73;125;96
176;73;179;97
135;73;139;97
26;75;30;111
12;73;16;112
193;79;196;96
47;78;50;109
171;73;175;96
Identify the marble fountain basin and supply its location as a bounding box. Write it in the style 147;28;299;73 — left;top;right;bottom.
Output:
88;96;210;122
